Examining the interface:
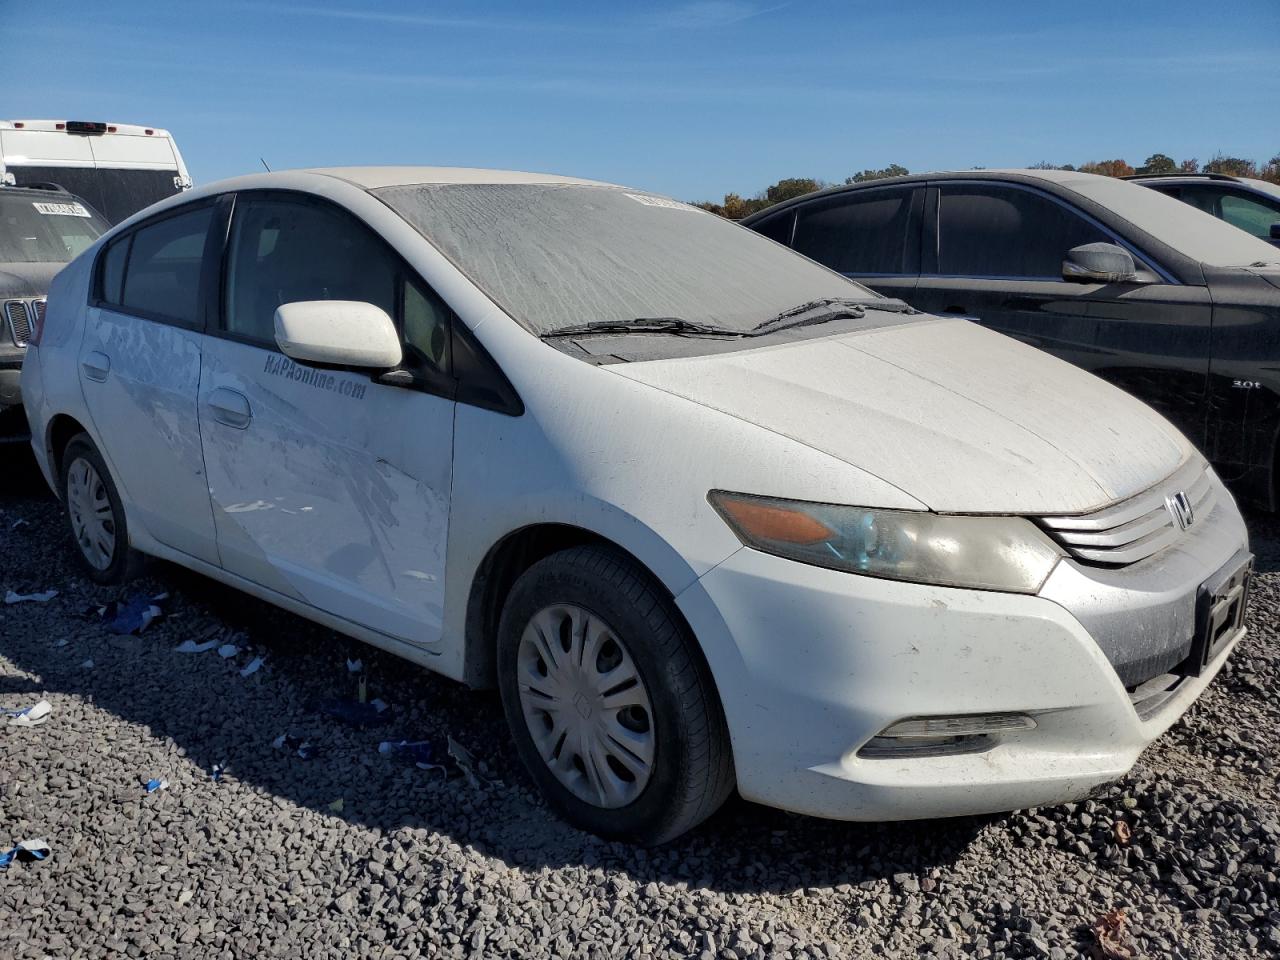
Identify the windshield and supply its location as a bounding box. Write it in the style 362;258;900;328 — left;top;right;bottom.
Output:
0;192;108;263
374;182;875;336
6;165;183;224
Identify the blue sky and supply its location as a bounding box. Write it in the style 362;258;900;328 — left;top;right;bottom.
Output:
5;1;1278;201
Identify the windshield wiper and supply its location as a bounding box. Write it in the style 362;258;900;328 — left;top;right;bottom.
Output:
751;297;917;335
542;317;744;339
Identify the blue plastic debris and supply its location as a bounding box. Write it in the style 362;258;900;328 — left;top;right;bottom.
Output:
145;777;169;793
0;839;50;868
100;592;168;635
211;762;227;782
378;739;443;771
315;698;390;728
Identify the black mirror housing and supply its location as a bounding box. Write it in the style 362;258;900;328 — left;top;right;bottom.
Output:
1270;222;1280;241
1063;242;1137;283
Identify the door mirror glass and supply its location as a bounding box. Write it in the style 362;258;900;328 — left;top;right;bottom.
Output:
274;300;402;369
1062;242;1137;283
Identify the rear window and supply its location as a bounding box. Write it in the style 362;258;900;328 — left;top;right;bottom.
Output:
99;204;213;327
793;189;916;275
375;182;875;337
0;191;108;263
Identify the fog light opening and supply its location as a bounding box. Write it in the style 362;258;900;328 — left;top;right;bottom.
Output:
858;712;1036;759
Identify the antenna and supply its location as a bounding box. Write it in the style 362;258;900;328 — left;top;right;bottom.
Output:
260;157;271;172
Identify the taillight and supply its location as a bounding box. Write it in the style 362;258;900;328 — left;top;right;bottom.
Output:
29;300;47;347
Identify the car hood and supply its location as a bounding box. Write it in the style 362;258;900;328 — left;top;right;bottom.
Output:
611;318;1192;515
0;262;63;299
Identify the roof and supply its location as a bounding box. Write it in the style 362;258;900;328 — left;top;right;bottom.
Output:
1;120;175;138
303;166;616;189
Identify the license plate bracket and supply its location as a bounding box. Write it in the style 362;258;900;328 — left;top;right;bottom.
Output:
1187;550;1252;676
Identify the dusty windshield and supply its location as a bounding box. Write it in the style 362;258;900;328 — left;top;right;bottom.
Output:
0;192;108;263
374;182;878;336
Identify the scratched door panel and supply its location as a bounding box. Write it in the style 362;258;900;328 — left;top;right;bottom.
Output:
197;335;453;646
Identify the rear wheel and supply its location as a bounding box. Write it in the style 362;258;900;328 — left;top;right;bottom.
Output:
497;544;734;845
60;434;143;584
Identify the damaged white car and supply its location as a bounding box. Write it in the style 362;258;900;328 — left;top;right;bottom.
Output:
22;167;1251;843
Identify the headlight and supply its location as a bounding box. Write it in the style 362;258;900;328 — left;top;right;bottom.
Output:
708;491;1063;593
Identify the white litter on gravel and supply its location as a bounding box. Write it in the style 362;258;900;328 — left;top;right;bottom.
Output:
5;589;58;604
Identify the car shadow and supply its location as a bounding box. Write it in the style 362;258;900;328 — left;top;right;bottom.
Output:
3;446;1275;896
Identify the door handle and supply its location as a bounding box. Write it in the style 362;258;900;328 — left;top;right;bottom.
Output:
81;351;111;382
207;387;252;429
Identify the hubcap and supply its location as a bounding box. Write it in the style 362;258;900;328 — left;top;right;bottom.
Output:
66;457;116;571
516;603;655;808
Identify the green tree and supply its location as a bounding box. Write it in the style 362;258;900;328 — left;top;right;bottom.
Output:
1179;158;1199;173
845;164;908;184
1136;153;1177;175
1261;154;1280;185
1078;159;1136;178
764;178;823;204
1203;153;1258;177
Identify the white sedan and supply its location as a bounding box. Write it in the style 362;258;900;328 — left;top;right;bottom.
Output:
22;167;1251;843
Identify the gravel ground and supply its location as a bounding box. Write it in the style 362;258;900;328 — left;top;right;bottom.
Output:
2;450;1278;960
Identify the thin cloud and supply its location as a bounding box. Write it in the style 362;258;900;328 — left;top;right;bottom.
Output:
651;1;792;28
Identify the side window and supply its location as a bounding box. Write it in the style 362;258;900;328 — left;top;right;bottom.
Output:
1177;187;1219;217
936;185;1110;279
403;277;451;374
792;189;915;275
98;235;130;305
224;195;397;345
752;211;795;246
1219;192;1280;239
111;205;213;326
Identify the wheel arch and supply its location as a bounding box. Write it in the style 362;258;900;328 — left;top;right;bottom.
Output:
45;413;93;491
461;523;711;692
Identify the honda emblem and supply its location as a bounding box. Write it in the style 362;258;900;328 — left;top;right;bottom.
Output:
1165;491;1194;531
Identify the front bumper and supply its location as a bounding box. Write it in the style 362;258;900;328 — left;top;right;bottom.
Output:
676;481;1249;822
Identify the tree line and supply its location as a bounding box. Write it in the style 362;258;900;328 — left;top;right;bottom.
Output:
693;153;1280;219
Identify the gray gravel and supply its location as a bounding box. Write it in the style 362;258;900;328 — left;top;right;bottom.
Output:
1;452;1278;960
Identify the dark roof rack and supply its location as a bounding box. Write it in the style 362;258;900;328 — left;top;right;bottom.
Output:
17;182;73;193
1122;172;1241;182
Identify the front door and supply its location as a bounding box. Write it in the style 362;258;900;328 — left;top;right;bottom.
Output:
197;191;455;645
78;201;220;563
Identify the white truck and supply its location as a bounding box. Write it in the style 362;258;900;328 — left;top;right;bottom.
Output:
0;120;192;224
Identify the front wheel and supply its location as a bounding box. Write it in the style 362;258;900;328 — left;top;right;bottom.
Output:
496;545;734;845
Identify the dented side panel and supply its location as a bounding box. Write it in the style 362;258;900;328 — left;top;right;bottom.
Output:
197;335;452;646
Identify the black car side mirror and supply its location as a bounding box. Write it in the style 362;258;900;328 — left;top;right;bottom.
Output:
1270;222;1280;241
1062;242;1137;283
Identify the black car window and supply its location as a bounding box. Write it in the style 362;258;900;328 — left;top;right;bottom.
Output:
793;189;915;274
936;184;1109;279
402;275;451;374
752;210;795;246
224;195;398;346
1177;186;1219;216
116;205;213;326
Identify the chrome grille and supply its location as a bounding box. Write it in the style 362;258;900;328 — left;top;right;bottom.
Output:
1037;459;1215;566
4;299;32;346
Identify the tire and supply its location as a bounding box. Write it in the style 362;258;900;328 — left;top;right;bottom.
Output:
496;544;734;845
59;434;144;584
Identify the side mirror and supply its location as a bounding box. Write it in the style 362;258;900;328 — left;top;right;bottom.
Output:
1270;222;1280;241
274;301;402;369
1062;242;1137;283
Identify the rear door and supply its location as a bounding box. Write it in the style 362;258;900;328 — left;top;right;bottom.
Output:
1175;184;1280;248
910;181;1213;445
79;200;220;562
196;191;455;645
766;184;922;302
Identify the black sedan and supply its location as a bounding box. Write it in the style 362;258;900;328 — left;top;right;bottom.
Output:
743;170;1280;508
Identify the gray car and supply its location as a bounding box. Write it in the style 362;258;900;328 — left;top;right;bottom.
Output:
1;185;108;416
1126;173;1280;248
